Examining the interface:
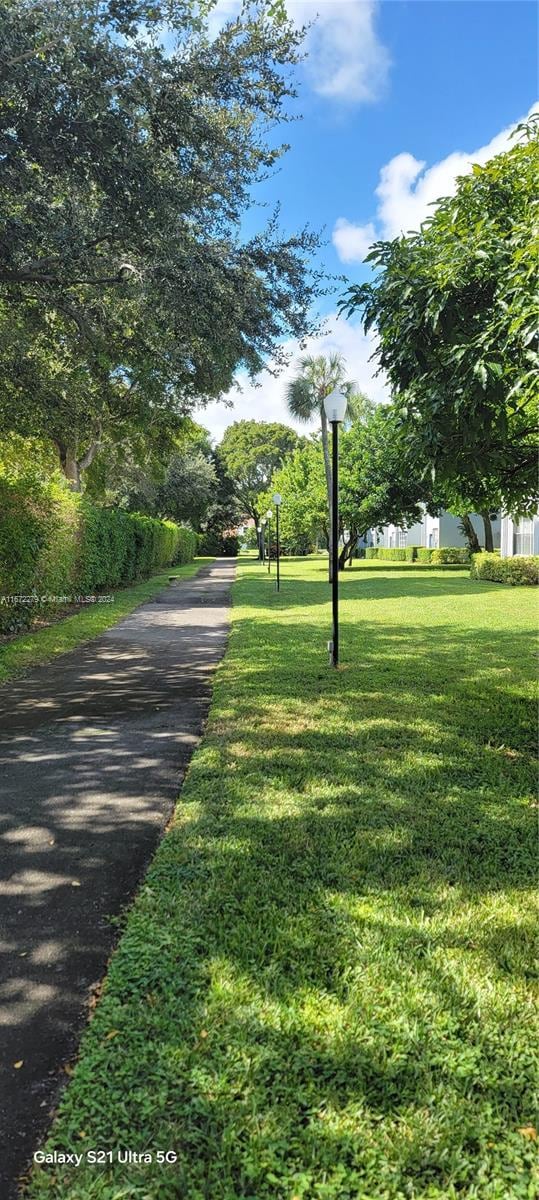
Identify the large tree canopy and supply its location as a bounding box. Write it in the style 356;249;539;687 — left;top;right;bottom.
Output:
219;418;304;527
0;0;322;483
341;120;539;514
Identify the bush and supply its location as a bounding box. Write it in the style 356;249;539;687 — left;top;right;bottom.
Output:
416;547;433;563
431;546;471;564
376;547;406;561
470;552;539;586
365;547;379;559
0;473;196;633
405;545;420;561
197;531;238;556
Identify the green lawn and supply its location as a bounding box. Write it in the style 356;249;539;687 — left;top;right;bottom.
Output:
0;558;213;684
26;557;538;1200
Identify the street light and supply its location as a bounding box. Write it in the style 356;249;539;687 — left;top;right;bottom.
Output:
323;387;347;667
272;493;282;591
256;525;262;562
260;518;266;565
266;510;273;574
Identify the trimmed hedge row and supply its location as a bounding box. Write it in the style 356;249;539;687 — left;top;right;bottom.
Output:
0;473;196;633
366;545;470;564
197;531;239;557
470;552;539;586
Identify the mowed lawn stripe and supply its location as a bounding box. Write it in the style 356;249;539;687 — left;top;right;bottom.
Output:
26;558;538;1200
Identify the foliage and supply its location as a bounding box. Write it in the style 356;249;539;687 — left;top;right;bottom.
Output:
219;420;304;527
341;121;539;513
197;531;239;557
156;450;217;529
471;551;539;585
286;352;372;573
337;405;427;565
405;544;420;561
26;557;537;1200
0;0;324;485
431;546;471;564
365;547;379;558
260;439;328;554
0;470;195;632
0;559;212;684
373;547;406;561
417;547;433;563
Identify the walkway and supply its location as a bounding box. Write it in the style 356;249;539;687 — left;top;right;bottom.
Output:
0;559;236;1198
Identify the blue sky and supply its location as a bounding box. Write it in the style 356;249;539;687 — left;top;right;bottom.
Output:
200;0;538;439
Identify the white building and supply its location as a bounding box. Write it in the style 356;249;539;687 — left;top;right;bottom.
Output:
373;509;501;551
500;514;539;557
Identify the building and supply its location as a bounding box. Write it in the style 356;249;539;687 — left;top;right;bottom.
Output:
500;513;539;557
372;509;501;551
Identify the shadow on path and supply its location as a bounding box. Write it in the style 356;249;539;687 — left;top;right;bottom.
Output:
0;559;236;1199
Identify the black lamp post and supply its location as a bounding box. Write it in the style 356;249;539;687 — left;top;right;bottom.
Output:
273;493;282;590
266;510;272;574
323;388;348;668
257;524;262;562
261;519;266;565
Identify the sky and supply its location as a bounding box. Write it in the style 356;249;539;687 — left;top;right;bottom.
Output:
197;0;538;441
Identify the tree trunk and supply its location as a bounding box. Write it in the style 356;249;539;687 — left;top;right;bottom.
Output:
481;512;494;552
459;513;481;553
320;406;333;582
56;438;99;492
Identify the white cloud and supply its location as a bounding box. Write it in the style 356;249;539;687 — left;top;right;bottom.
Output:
332;103;539;261
332;217;377;264
198;311;389;441
207;1;390;103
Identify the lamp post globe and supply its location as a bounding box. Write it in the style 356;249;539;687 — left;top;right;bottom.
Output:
323;389;347;668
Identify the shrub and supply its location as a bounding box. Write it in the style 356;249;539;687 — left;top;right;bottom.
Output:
365;547;379;559
431;546;471;564
0;473;196;633
376;547;406;561
197;531;238;557
416;547;433;563
405;545;420;561
470;552;539;586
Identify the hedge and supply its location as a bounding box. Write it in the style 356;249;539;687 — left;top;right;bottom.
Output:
365;547;379;559
0;473;196;633
416;547;433;563
470;552;539;586
431;546;471;564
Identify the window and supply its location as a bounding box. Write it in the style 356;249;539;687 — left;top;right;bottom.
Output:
397;529;406;549
513;519;533;556
428;528;439;549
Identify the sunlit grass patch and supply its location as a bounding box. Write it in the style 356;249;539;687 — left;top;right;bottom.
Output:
26;557;538;1200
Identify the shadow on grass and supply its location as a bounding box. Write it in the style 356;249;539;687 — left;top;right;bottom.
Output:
24;572;538;1199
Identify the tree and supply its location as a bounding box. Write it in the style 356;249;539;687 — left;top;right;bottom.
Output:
0;0;323;486
218;420;304;538
340;119;539;515
156;451;216;529
338;406;427;567
286;353;371;577
261;439;328;554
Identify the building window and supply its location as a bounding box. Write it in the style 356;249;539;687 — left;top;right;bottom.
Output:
429;529;439;549
513;519;533;556
397;529;406;549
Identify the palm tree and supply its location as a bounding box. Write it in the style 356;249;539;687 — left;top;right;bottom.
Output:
286;352;368;578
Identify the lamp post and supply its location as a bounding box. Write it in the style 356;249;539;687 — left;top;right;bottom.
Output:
323;388;347;667
257;525;262;562
272;493;282;590
260;519;266;565
266;510;273;574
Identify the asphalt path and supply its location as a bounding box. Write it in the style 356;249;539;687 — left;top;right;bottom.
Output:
0;558;236;1197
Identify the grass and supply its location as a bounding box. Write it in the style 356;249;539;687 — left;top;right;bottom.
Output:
26;557;538;1200
0;558;213;684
